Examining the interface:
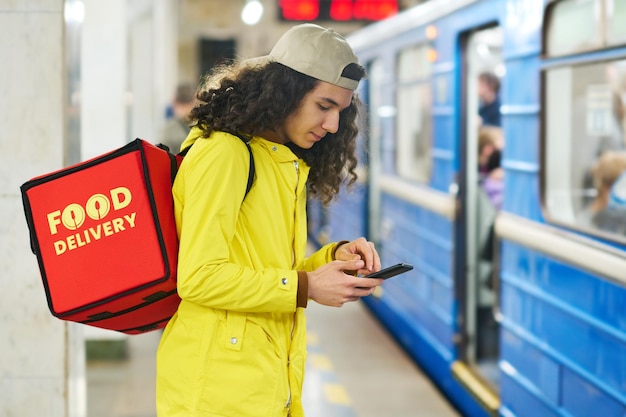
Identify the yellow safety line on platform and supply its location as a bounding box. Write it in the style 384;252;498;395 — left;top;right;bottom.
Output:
324;383;352;406
306;330;354;410
307;331;320;346
309;354;334;371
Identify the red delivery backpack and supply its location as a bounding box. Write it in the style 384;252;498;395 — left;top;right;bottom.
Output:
21;136;254;334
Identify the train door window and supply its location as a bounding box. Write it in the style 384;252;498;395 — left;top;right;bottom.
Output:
461;24;503;388
367;58;386;244
544;0;626;241
396;45;432;182
369;59;385;165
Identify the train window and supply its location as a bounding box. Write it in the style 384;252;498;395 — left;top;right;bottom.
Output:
396;45;432;182
544;59;626;238
546;0;626;56
607;0;626;45
545;0;601;56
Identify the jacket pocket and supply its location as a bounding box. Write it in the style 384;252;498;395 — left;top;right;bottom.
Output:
224;310;245;351
198;312;289;416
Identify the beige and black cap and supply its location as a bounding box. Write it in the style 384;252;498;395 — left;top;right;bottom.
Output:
246;23;361;91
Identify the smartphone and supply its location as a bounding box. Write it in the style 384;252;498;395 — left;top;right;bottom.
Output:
362;263;413;279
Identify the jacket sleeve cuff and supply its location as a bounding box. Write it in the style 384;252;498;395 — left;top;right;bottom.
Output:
332;240;350;260
297;271;309;308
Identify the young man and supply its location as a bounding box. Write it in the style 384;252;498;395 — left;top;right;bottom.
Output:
156;24;383;417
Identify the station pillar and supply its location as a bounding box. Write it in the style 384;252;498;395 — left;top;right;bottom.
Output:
0;1;86;416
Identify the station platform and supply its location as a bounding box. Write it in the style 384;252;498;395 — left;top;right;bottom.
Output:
87;300;461;417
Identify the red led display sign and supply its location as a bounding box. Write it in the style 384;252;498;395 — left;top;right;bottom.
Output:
279;0;398;21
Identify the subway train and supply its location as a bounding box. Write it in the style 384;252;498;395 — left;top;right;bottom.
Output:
307;0;626;416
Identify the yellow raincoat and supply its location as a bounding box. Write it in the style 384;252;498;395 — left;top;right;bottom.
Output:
156;128;340;417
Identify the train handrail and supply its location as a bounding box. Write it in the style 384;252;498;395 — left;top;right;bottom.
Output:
495;212;626;288
378;175;456;220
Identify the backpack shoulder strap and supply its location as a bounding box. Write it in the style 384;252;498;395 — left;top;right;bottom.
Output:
167;132;255;199
238;137;255;198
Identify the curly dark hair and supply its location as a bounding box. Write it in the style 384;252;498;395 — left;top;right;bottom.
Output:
188;61;366;204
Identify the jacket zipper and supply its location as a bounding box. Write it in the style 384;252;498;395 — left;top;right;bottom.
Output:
286;160;300;413
291;160;299;268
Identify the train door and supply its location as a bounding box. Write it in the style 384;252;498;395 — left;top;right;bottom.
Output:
455;24;503;394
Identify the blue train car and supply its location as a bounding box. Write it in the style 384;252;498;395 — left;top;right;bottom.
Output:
307;0;626;416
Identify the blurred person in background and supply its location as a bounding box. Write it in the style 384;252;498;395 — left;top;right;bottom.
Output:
157;83;197;152
477;71;501;127
478;126;504;210
579;150;626;233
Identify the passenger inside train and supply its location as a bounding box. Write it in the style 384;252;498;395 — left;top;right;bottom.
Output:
477;71;502;127
579;150;626;234
475;125;503;361
478;126;504;211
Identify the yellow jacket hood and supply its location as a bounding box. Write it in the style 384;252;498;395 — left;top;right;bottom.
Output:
178;125;203;153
